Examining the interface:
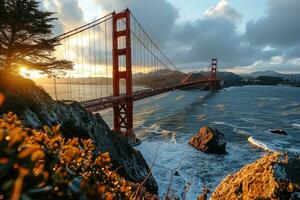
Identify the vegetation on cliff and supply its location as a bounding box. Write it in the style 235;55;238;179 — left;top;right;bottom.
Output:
0;74;158;194
0;112;139;199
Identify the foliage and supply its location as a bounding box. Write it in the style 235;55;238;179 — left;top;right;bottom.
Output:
0;112;133;200
0;0;72;75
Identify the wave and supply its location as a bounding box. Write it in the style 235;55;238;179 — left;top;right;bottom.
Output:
248;137;275;152
280;102;300;109
223;86;241;91
213;121;237;128
293;123;300;129
235;129;251;137
214;104;226;111
241;117;268;125
259;97;282;101
197;115;207;122
176;95;185;101
137;123;173;139
152;93;169;100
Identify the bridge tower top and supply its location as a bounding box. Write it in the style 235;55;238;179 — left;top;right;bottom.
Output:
210;58;219;91
211;58;217;80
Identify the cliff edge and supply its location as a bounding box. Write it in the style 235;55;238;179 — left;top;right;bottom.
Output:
0;74;158;193
210;153;300;200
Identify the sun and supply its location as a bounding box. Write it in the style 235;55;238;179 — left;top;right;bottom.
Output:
19;67;43;79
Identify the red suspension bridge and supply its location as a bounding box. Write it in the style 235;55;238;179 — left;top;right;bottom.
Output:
44;9;220;143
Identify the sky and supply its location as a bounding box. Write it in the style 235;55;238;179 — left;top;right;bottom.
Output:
42;0;300;74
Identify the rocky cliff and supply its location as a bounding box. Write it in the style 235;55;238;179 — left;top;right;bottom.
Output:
0;74;158;193
210;153;300;200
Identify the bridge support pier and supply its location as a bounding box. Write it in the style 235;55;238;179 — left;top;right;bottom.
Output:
112;9;138;144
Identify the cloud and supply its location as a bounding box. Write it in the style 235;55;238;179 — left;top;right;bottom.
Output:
41;0;300;73
94;0;178;47
241;57;300;74
286;45;300;59
93;0;257;69
42;0;85;34
170;0;300;71
246;0;300;48
168;2;269;69
204;0;242;24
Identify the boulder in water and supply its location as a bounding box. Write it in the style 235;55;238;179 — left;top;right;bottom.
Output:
270;129;287;135
210;153;300;200
188;126;226;154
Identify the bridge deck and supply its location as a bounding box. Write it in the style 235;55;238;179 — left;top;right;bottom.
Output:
82;79;218;112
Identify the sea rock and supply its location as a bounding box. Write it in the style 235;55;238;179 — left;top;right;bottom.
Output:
174;171;180;176
0;75;158;193
197;187;210;200
210;153;300;200
270;128;288;135
189;126;226;154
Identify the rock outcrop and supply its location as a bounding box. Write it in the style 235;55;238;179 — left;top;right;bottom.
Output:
0;74;158;193
189;126;226;154
210;153;300;200
270;129;288;135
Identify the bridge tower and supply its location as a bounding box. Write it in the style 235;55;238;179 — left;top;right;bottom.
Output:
112;9;136;144
210;58;219;91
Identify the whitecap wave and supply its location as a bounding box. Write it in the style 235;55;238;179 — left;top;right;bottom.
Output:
293;123;300;129
223;86;240;91
197;115;207;121
213;121;237;128
241;118;265;125
176;95;185;101
259;97;282;101
152;93;169;100
280;103;300;109
235;129;251;136
138;123;173;138
248;136;275;152
214;104;226;111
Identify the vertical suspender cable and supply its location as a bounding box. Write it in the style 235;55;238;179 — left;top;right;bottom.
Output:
64;38;68;100
76;34;81;101
105;20;109;96
93;26;97;99
81;32;85;101
99;23;102;98
67;37;71;100
88;29;92;100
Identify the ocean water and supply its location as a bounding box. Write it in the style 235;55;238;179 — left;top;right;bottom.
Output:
100;86;300;199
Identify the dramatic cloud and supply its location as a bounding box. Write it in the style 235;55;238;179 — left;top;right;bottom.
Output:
246;0;300;48
94;0;178;46
204;0;242;24
42;0;85;34
40;0;300;73
244;0;300;72
168;1;265;69
171;18;255;67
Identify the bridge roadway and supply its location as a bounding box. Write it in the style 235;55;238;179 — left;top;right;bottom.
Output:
82;78;219;113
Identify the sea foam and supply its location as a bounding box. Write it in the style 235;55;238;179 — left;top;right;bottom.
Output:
248;136;275;152
293;123;300;129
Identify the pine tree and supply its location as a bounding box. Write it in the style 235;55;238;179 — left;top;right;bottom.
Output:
0;0;72;75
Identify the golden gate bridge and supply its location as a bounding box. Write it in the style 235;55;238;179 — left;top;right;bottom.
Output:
49;9;220;144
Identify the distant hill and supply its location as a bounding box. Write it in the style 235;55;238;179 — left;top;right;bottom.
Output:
247;70;283;78
218;72;243;87
33;69;300;90
244;70;300;85
133;69;186;88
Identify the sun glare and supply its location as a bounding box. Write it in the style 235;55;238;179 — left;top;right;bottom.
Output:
19;67;43;79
